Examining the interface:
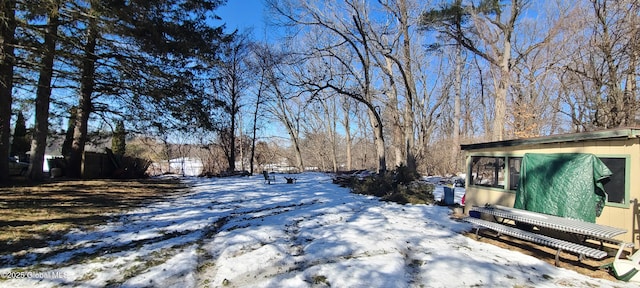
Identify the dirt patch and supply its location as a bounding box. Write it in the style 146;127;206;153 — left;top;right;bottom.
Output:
0;177;187;256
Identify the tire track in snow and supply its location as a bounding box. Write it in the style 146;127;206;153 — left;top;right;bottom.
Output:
194;200;330;287
195;200;404;287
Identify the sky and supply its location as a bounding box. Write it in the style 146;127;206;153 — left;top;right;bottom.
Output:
215;0;267;36
0;173;635;287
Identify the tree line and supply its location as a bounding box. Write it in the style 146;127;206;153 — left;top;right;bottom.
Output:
260;0;639;175
1;0;638;182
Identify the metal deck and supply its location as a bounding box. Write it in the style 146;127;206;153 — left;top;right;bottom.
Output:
465;217;608;259
471;205;626;240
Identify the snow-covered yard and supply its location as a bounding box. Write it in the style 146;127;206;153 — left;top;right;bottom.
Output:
0;173;633;287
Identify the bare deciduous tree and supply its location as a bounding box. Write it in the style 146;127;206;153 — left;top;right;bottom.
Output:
212;33;252;172
559;0;639;130
268;0;388;172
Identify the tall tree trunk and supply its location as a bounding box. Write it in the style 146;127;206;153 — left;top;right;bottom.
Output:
342;99;352;171
624;47;637;125
366;104;386;173
452;43;462;170
492;1;519;141
623;5;638;126
473;56;491;140
62;107;76;156
69;15;98;178
493;42;510;141
290;128;304;172
0;0;16;182
384;57;403;168
238;111;243;171
249;77;264;175
399;0;417;172
227;73;238;172
274;85;304;172
326;99;338;173
228;96;236;172
29;3;59;181
331;115;338;172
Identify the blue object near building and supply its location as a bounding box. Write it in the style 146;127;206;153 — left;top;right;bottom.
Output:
443;186;455;205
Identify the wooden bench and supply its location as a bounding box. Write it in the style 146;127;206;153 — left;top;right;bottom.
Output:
466;205;631;266
262;171;275;184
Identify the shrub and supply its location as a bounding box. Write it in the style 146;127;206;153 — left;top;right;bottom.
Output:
352;172;394;197
348;169;434;205
394;164;420;184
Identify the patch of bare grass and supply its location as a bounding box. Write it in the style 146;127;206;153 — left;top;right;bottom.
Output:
0;178;186;256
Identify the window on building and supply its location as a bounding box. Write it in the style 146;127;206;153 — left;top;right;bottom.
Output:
598;157;627;204
508;157;522;191
470;156;505;189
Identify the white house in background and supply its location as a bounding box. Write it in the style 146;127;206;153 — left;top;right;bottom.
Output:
24;152;60;173
43;154;57;172
169;157;203;176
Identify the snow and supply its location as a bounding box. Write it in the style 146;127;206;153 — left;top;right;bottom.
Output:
0;172;633;287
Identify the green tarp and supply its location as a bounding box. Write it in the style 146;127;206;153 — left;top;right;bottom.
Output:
514;153;612;223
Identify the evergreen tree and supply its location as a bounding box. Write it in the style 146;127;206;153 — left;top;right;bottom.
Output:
0;0;17;182
10;111;29;160
62;106;76;157
66;0;230;178
28;0;60;181
112;120;126;155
